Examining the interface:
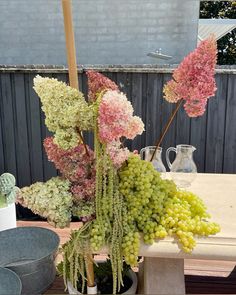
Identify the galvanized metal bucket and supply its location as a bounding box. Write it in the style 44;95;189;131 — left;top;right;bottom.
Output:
0;227;59;295
0;267;22;295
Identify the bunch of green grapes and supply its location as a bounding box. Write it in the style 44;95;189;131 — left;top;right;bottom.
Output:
159;190;220;252
119;155;220;262
121;207;140;266
122;231;140;266
90;219;109;251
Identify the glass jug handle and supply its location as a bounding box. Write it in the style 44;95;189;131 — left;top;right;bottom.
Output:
166;147;177;169
140;148;146;160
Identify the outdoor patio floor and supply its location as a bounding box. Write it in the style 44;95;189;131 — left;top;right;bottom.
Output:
17;221;236;294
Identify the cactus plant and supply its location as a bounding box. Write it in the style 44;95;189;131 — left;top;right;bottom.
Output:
0;173;18;208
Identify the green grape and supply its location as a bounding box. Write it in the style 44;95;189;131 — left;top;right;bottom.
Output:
90;220;109;251
122;231;140;266
119;155;220;265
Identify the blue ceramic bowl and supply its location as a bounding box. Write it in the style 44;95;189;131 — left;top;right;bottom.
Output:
0;227;59;295
0;267;22;295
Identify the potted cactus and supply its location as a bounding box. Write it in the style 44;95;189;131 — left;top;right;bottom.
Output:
0;173;19;231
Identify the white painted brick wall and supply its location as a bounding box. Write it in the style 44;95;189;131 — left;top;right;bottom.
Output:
0;0;200;65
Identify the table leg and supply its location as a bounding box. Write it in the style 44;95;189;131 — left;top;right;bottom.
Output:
138;257;185;294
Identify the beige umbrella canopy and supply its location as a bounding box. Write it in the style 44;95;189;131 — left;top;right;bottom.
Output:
198;18;236;42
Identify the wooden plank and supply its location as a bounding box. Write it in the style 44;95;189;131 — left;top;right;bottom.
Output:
116;72;133;150
13;73;31;187
52;73;68;84
140;73;148;149
161;73;177;170
0;73;17;176
190;114;208;173
223;74;236;173
176;100;191;146
81;71;94;149
131;73;143;151
145;73;163;148
81;71;88;98
205;74;228;173
40;74;57;181
0;75;5;174
25;73;44;183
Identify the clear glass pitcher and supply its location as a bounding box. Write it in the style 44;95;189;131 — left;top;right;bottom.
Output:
166;144;197;187
140;146;166;173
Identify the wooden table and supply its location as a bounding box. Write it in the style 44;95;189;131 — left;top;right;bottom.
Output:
137;173;236;294
17;173;236;294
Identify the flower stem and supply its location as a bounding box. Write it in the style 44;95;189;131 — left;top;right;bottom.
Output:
76;127;89;156
150;100;183;162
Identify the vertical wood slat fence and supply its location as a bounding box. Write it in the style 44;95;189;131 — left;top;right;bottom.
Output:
0;66;235;191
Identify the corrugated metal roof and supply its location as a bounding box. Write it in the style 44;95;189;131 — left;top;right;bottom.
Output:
198;19;236;42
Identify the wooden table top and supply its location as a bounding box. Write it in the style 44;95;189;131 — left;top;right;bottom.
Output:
138;173;236;260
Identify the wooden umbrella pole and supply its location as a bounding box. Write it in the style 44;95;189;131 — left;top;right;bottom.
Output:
85;254;95;288
61;0;95;288
62;0;79;89
62;0;89;157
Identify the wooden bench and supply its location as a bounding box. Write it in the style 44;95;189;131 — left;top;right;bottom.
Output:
137;173;236;294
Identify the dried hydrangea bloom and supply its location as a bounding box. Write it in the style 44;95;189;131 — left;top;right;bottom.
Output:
34;75;94;149
98;90;144;143
163;35;217;117
87;70;119;101
17;177;73;228
106;141;130;168
44;137;96;204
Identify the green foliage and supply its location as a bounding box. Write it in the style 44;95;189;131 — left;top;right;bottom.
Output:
200;1;236;65
200;1;236;18
59;221;93;294
57;258;131;294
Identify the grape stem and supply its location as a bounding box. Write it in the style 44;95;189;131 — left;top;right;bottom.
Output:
150;100;183;162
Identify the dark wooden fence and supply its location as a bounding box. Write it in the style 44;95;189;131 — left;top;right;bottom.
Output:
0;65;236;191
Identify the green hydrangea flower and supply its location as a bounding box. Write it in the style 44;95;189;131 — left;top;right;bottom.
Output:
18;177;73;228
33;75;94;149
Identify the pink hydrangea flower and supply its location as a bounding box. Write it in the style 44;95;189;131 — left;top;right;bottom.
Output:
106;141;130;168
125;116;145;139
87;70;119;101
163;35;217;117
98;90;144;143
44;137;96;203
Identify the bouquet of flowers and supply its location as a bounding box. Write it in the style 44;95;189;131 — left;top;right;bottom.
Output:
18;36;220;294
